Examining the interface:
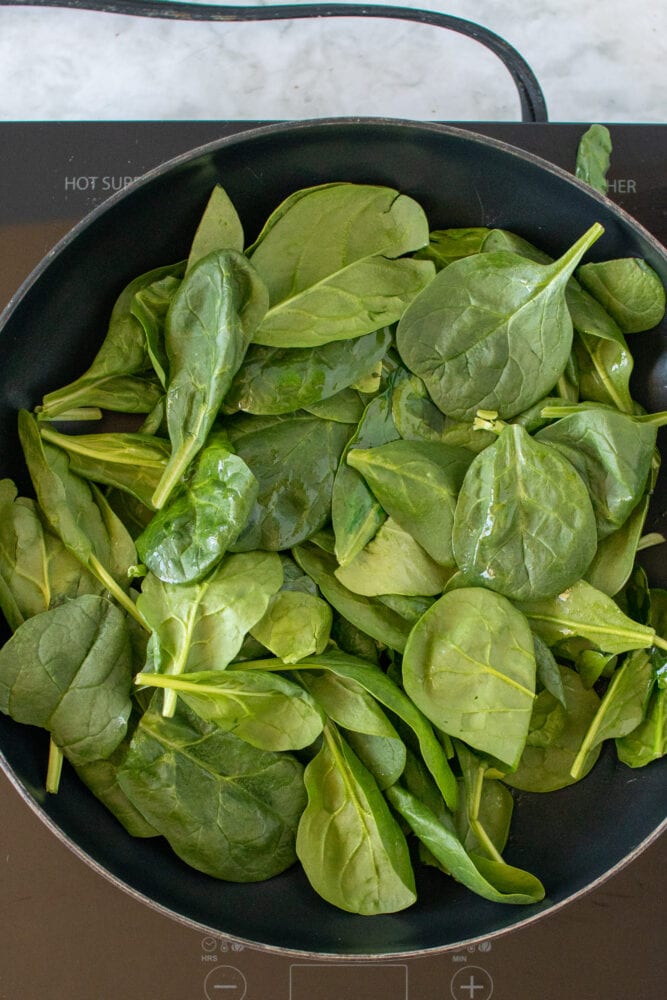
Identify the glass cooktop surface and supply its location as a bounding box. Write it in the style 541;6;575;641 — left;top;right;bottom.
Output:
0;120;665;1000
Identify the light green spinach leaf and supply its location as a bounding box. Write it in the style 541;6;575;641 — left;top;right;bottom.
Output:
402;587;536;769
296;723;416;915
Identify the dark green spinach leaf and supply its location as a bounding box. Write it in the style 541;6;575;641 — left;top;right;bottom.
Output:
152;249;268;509
396;224;603;420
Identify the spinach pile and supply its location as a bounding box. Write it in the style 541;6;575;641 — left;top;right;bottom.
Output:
1;163;666;917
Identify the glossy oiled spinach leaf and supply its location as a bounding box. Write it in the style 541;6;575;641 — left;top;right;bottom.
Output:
396;224;603;420
223;327;391;415
152;249;269;510
136;431;258;584
452;424;598;601
577;257;666;333
402;587;536;769
117;696;306;882
227;412;352;551
0;594;133;766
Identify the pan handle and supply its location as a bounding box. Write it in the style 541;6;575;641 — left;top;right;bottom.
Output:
4;1;548;123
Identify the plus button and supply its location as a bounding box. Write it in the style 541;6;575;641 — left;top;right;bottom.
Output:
451;965;494;1000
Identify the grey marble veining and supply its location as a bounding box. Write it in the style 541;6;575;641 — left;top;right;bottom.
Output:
0;0;665;123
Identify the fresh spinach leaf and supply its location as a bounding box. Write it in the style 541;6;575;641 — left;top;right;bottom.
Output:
296;722;417;914
535;407;657;539
38;427;171;509
616;684;667;768
187;184;245;270
332;381;399;566
117;696;306;881
385;784;545;904
223;328;391;415
575;124;612;195
17;410;142;627
577;258;666;333
134;667;324;751
74;713;159;838
248;182;433;348
453;741;514;859
248;182;429;296
237;649;458;810
0;594;133;767
130;273;182;389
227;412;352;551
297;670;406;789
152;249;269;509
452;424;598;601
334;517;450;597
38;262;184;420
136;550;283;716
0;479;100;630
533;633;567;707
503;666;602;791
482;227;636;414
293;543;412;653
347;438;473;566
249;589;332;663
402;587;536;769
584;496;651;596
516;579;663;655
302;388;367;424
396;224;603;420
414;227;490;270
136;431;258;584
570;648;655;779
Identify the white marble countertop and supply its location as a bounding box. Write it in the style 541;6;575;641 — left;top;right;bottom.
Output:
0;0;665;124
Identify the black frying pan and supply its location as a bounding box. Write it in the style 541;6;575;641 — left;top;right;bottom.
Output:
0;116;665;957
